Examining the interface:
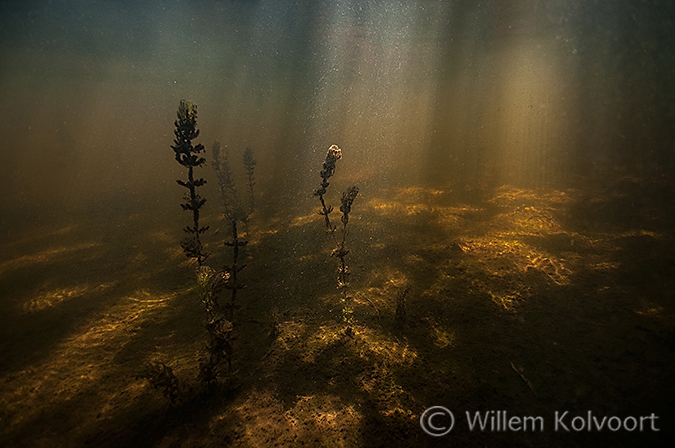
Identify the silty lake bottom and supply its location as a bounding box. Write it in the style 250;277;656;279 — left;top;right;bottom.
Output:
1;0;675;446
0;166;673;447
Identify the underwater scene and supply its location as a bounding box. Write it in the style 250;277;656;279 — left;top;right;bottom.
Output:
1;0;674;446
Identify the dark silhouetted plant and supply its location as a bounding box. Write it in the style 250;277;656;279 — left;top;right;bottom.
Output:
395;286;410;331
314;145;359;336
137;362;190;406
196;265;233;384
148;104;258;401
211;141;256;323
314;144;342;234
172;100;209;265
243;147;257;216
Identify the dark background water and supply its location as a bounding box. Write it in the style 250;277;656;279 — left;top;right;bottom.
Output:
1;0;674;219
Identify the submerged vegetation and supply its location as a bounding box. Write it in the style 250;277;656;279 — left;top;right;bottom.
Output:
136;362;189;406
2;153;673;447
142;101;259;400
1;0;673;443
314;145;360;335
211;141;257;323
395;285;410;331
171;100;209;266
3;97;671;447
196;265;233;384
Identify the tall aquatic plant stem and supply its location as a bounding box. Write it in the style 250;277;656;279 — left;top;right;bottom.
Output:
172;100;209;265
314;145;342;244
211;142;255;321
196;265;233;382
334;186;359;331
314;145;359;334
224;219;248;321
243;147;257;216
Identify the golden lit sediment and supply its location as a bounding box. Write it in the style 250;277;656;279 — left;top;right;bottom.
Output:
23;282;116;313
0;242;101;276
0;289;178;438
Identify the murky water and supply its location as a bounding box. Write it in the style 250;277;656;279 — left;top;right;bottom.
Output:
1;1;674;446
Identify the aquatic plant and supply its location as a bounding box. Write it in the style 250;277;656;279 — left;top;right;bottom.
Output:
243;147;257;216
211;141;256;322
211;141;243;223
335;186;359;332
141;101;207;403
147;103;252;400
314;144;342;233
195;265;234;383
137;362;189;405
269;308;281;339
172;100;209;265
198;141;257;380
314;145;359;335
395;286;410;331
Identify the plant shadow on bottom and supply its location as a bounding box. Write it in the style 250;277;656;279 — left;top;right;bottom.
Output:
1;177;674;447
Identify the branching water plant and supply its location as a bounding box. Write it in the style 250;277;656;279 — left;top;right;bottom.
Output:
395;286;410;331
137;362;190;406
243;147;257;216
314;145;359;335
172;100;209;265
196;265;233;384
314;145;342;234
211;141;256;322
335;186;359;332
145;101;255;404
